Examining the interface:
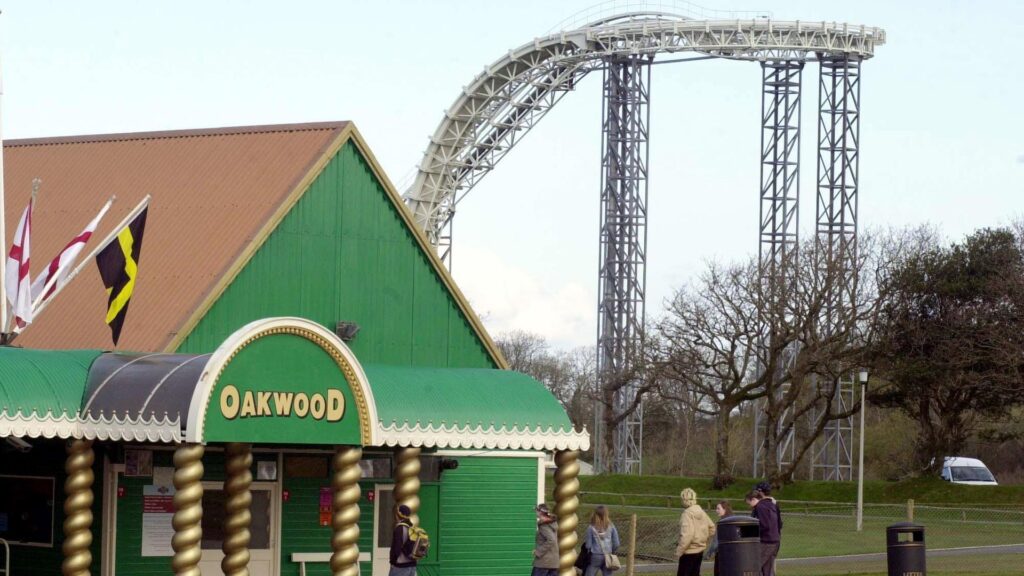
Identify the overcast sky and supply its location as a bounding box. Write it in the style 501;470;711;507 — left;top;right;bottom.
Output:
2;0;1022;348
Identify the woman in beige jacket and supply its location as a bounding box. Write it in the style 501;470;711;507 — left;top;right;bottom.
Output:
676;488;716;576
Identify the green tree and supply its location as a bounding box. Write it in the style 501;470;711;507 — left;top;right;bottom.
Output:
870;228;1024;472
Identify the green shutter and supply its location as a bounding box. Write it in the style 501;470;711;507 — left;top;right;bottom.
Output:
439;457;539;575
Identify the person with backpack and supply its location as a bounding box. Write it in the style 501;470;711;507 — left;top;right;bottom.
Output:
676;488;716;576
745;484;783;576
583;505;621;575
390;504;429;576
532;503;559;576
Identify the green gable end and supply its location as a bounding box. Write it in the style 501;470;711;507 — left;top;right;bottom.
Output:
176;140;496;369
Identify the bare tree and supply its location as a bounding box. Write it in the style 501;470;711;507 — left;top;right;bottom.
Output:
657;229;924;484
656;262;768;488
495;331;597;433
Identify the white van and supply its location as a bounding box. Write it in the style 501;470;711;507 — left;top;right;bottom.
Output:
940;456;999;485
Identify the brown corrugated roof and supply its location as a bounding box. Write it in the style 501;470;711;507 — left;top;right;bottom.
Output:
5;122;349;351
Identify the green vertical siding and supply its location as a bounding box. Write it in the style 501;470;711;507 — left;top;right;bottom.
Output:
279;477;439;576
439;457;539;575
176;142;496;370
113;451;185;576
115;475;172;575
0;441;104;576
278;477;375;576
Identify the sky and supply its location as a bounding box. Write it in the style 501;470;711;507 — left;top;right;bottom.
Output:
2;0;1022;349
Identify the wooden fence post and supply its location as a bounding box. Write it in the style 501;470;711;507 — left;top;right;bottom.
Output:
626;513;637;576
907;499;915;522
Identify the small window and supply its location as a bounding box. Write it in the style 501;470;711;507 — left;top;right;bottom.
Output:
359;457;392;479
950;467;996;482
376;489;396;548
201;489;272;550
285;455;329;478
0;475;55;547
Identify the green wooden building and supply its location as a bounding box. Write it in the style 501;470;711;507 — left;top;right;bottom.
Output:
0;123;587;576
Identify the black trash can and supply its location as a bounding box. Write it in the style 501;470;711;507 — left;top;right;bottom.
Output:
717;515;761;576
886;522;926;576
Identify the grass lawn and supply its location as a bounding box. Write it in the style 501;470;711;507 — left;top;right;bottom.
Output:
572;503;1023;561
640;553;1024;576
577;474;1024;506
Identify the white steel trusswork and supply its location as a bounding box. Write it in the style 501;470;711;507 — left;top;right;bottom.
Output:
404;15;884;249
405;4;885;475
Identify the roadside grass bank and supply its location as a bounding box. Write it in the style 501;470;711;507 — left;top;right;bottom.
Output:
578;474;1024;506
643;553;1023;576
572;502;1023;560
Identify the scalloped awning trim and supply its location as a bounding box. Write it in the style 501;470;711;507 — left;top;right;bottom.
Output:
377;422;590;451
0;410;181;443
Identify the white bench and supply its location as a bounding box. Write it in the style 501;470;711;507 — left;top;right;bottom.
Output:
291;552;371;576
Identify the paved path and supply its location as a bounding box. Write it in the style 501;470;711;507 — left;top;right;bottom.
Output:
633;543;1024;573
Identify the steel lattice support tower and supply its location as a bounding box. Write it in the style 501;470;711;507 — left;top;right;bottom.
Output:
752;60;803;479
593;55;651;475
811;55;862;481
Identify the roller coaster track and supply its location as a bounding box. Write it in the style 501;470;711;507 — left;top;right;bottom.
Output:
404;12;885;260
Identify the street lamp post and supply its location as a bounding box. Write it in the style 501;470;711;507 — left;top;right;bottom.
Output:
856;369;869;532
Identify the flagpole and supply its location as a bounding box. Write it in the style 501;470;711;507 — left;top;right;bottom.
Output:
0;49;8;336
17;195;149;337
30;195;115;311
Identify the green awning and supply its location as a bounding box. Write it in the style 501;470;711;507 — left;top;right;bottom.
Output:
367;365;573;432
0;318;589;452
367;364;585;450
0;347;102;438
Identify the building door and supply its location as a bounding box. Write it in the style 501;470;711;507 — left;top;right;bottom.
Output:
199;482;277;576
371;484;395;576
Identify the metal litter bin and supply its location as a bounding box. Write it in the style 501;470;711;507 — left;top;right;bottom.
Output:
717;515;761;576
887;522;926;576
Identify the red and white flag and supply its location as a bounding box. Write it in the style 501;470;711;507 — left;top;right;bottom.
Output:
32;199;112;305
5;199;34;329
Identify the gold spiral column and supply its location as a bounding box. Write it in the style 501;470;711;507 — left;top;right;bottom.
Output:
222;443;252;576
393;447;421;525
554;450;580;576
62;439;94;576
172;443;205;576
330;446;362;576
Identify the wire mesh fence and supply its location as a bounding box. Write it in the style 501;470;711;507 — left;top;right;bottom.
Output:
571;492;1024;575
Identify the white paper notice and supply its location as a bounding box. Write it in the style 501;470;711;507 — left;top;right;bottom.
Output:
141;485;176;557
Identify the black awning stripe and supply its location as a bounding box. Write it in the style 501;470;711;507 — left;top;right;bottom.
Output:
81;353;167;413
138;353;211;417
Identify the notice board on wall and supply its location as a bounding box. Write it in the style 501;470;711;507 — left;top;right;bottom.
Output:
141;485;176;556
0;475;55;546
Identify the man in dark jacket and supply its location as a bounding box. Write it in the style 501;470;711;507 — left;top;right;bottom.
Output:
746;489;782;576
390;504;418;576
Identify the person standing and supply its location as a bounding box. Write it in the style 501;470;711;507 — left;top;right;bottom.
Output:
746;488;782;576
676;488;716;576
389;504;418;576
583;505;621;576
705;500;733;576
532;503;559;576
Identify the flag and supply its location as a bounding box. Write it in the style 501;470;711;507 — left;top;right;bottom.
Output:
32;200;110;304
95;207;147;345
5;199;33;329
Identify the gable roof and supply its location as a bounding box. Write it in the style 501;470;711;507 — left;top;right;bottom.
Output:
4;122;506;367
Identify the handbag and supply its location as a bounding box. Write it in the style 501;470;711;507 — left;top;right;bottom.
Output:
574;542;591;571
597;531;621;572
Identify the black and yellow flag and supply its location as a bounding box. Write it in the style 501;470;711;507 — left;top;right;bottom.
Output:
95;207;148;345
